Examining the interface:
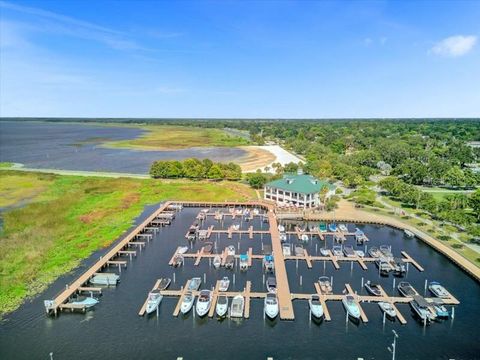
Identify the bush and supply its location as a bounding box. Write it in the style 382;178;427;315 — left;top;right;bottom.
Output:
150;158;241;180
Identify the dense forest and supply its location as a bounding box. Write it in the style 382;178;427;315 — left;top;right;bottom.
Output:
150;158;241;180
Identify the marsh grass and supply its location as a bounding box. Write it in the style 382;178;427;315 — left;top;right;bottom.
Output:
0;171;255;314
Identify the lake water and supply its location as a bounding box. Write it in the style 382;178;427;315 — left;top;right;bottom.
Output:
0;206;479;359
0;121;247;173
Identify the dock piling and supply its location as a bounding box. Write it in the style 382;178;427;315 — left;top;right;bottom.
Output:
424;279;428;296
361;277;364;288
392;278;396;290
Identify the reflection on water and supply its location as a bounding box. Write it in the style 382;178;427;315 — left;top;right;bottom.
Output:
0;121;247;173
0;206;479;359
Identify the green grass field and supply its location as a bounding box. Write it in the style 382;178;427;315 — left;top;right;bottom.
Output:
103;125;250;150
0;170;255;315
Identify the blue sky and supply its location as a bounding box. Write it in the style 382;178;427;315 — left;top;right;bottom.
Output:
0;0;479;118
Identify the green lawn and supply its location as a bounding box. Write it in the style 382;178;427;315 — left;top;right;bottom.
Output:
0;171;255;315
103;125;250;150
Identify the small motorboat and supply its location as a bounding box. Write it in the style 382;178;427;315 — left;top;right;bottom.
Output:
226;245;236;256
355;250;365;258
186;227;197;240
282;244;291;256
295;245;305;256
309;294;324;318
334;232;346;243
239;254;249;271
343;245;355;258
177;246;189;254
354;228;366;243
339;224;348;232
379;245;393;258
196;290;212;317
404;229;415;238
180;291;194;314
378;302;396;318
253;208;260;215
172;254;184;267
428;281;451;298
90;273;120;286
432;301;449;318
263;255;275;272
391;258;406;276
188;277;202;291
197;229;208;241
319;276;332;294
332;246;342;257
145;290;163;314
231;224;240;231
342;295;361;320
319;223;327;232
219;276;230;292
328;223;337;232
230;294;244;318
398;282;417;297
213;254;222;269
158;278;171;290
225;255;235;269
216;295;229;317
368;247;381;258
376;259;391;276
301;234;309;242
69;296;98;309
279;233;287;243
365;281;382;296
203;242;213;254
264;293;279;319
278;224;285;232
320;248;330;256
266;277;277;293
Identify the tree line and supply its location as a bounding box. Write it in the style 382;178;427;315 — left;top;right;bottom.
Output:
150;158;242;180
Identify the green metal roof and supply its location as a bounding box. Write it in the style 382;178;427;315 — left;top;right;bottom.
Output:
266;173;334;194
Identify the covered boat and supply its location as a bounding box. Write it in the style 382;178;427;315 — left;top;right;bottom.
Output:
428;281;450;298
158;278;171;290
264;293;279;319
398;282;417;297
188;277;202;291
90;273;120;286
410;295;436;323
230;295;244;318
379;245;393;258
365;281;382;296
145;290;163;314
309;294;324;318
342;295;361;320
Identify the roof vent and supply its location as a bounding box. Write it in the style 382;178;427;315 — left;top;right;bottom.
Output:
286;178;294;184
297;168;303;175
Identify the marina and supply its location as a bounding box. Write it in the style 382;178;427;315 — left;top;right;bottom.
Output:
2;201;479;359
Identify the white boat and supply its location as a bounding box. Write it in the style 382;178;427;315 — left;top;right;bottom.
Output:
219;277;230;292
188;277;202;291
226;245;236;256
301;234;309;242
342;295;361;320
172;254;184;267
239;254;249;271
309;294;324;318
404;229;415;238
90;273;120;286
158;278;171;290
332;246;342;257
263;255;274;272
279;233;287;243
196;290;212;317
282;244;291;256
410;295;436;323
231;224;240;231
264;293;279;319
266;277;277;293
216;295;229;317
145;290;163;314
379;245;393;258
319;276;332;294
230;294;244;318
178;246;189;254
320;248;330;256
253;208;260;215
70;296;98;309
213;255;222;269
278;224;285;232
180;291;194;314
378;301;396;318
355;250;365;258
225;255;235;269
295;245;304;256
428;281;450;298
339;224;348;232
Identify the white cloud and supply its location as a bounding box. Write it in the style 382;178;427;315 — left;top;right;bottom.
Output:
431;35;477;57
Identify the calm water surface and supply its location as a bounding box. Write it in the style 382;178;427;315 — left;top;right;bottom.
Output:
0;121;246;173
0;206;479;359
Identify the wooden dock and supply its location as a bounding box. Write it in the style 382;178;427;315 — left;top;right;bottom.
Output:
139;278;163;316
